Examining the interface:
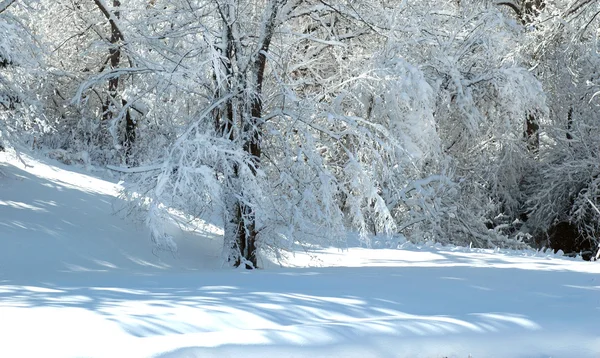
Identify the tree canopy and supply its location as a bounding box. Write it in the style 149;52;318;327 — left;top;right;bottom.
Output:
3;0;600;265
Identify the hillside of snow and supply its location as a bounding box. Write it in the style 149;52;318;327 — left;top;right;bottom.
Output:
0;152;599;358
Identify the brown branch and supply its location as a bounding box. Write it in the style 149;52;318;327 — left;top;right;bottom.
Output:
564;0;594;18
0;0;16;14
52;24;95;53
497;1;523;20
318;0;380;35
92;0;124;41
580;8;600;35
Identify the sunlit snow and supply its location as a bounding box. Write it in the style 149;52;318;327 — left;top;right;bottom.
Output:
0;152;599;358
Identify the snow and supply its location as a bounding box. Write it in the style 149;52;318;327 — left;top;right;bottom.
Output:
0;152;599;358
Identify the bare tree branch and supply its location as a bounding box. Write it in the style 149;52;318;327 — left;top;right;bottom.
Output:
564;0;594;18
92;0;124;41
0;0;16;14
497;1;522;20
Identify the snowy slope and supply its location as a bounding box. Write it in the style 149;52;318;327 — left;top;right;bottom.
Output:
0;152;223;280
0;152;599;358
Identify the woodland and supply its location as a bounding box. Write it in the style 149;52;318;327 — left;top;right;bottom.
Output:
2;0;600;267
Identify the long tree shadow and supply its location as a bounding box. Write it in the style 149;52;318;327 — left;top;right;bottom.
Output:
1;159;599;356
1;264;598;351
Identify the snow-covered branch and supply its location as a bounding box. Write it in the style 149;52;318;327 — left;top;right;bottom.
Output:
0;0;15;14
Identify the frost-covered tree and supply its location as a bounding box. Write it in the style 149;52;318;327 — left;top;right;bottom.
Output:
518;0;600;258
0;0;47;150
368;0;546;247
115;0;454;267
9;0;600;262
38;0;160;164
110;0;555;265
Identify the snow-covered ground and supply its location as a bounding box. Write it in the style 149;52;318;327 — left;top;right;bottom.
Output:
0;152;599;358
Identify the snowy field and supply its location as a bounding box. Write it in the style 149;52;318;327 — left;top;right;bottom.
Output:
0;152;599;358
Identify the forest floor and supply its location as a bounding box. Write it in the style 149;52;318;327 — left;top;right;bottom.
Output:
0;152;599;358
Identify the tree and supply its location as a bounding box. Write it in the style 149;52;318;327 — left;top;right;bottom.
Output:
518;0;600;258
212;0;288;268
120;0;450;267
13;0;599;261
92;0;136;157
0;0;47;150
38;0;147;163
374;0;546;246
116;0;550;265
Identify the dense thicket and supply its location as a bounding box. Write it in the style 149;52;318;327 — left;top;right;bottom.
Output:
3;0;600;265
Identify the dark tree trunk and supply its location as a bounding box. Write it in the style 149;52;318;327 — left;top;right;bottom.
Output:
526;113;539;153
122;99;136;158
566;107;573;141
497;0;545;24
217;0;283;269
235;1;281;269
234;39;270;269
99;0;123;121
213;12;250;268
95;0;135;155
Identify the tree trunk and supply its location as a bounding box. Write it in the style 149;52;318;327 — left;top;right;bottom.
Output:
100;0;123;122
95;0;135;157
567;107;573;141
217;0;283;269
526;113;539;153
122;99;136;158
